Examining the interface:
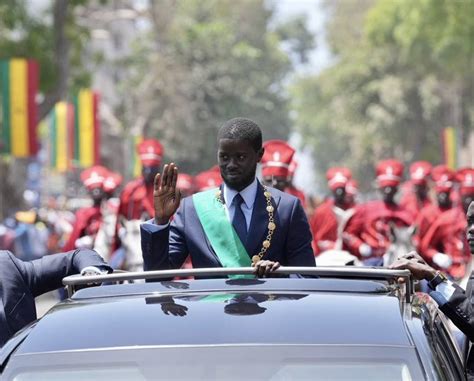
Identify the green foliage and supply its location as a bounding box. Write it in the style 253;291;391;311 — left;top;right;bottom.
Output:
292;0;473;189
366;0;474;77
0;0;90;109
119;0;313;173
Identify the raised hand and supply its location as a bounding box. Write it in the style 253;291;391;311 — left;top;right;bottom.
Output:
153;163;182;224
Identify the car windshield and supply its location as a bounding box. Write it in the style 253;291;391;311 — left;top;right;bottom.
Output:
8;345;422;381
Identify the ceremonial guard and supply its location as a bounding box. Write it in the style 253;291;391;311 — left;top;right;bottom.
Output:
285;159;307;209
261;140;295;192
194;167;223;192
93;170;123;260
62;166;108;251
416;167;473;279
400;161;433;220
310;168;369;258
415;165;456;250
118;139;164;221
346;159;413;260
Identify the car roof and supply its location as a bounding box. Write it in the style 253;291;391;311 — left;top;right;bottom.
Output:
16;278;413;355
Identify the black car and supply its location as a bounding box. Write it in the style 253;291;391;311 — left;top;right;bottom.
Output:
0;267;466;380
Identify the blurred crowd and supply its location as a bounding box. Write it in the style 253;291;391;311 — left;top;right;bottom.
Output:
1;137;472;283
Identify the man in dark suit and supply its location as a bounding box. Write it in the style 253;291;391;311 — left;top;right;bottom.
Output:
0;248;111;346
390;200;474;379
141;117;315;277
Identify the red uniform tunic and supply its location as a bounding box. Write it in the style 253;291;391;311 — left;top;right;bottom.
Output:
118;178;155;221
419;206;470;279
310;199;365;257
62;205;102;251
346;200;413;257
399;192;432;221
414;204;447;249
285;185;307;210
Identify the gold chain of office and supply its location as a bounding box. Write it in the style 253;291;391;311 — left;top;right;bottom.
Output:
215;187;276;265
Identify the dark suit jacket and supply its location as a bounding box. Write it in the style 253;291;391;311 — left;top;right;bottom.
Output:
432;275;474;379
141;183;315;272
0;249;110;347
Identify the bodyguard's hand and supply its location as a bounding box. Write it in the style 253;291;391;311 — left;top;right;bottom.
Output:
389;251;437;282
154;163;182;225
253;260;280;278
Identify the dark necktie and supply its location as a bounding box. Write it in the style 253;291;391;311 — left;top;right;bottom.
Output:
232;193;247;244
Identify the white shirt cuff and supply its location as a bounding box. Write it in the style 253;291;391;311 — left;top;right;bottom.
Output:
80;266;107;275
141;218;170;233
436;280;456;301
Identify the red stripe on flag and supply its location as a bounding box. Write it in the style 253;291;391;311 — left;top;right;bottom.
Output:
27;60;39;155
67;103;75;170
93;92;100;164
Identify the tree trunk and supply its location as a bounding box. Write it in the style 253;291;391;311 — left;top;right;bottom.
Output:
39;0;70;120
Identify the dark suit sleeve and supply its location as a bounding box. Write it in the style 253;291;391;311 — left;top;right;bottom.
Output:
431;284;474;342
10;249;111;297
284;198;316;267
141;199;189;272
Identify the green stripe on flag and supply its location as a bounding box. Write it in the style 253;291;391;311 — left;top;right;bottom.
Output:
0;60;11;154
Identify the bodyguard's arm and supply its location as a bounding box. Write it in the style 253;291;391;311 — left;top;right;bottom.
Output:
432;284;474;342
10;249;111;297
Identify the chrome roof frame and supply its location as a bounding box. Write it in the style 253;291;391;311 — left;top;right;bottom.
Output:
63;267;413;302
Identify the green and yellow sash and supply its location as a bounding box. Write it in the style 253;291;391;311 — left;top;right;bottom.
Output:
193;189;252;277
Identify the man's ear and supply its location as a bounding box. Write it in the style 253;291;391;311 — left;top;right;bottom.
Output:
257;147;264;162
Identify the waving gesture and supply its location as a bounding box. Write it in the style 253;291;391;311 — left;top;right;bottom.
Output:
153;163;182;224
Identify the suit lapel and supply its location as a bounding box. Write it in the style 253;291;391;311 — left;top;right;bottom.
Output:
198;186;223;267
246;183;281;257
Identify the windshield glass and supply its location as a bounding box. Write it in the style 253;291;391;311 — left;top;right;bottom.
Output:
8;345;421;380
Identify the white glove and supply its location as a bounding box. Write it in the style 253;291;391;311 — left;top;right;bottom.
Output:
359;243;372;257
433;252;452;269
75;235;93;249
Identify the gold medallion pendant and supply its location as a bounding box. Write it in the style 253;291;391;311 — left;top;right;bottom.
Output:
252;255;261;265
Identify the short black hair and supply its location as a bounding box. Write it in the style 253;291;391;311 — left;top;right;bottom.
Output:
217;117;262;152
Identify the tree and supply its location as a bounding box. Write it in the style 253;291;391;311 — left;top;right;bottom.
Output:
291;0;473;190
115;0;314;173
0;0;91;218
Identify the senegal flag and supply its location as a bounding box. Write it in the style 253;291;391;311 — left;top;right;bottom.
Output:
0;58;39;157
49;102;75;172
73;89;100;167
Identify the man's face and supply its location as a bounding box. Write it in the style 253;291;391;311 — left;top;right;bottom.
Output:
462;194;474;214
89;187;104;203
333;187;346;205
380;186;398;204
466;201;474;255
218;138;263;191
437;191;451;208
142;165;160;185
263;175;288;191
414;183;428;200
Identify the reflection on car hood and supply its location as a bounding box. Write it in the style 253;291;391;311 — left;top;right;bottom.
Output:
18;279;410;354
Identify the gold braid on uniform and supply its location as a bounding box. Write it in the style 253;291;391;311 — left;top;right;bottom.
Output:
215;187;276;265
